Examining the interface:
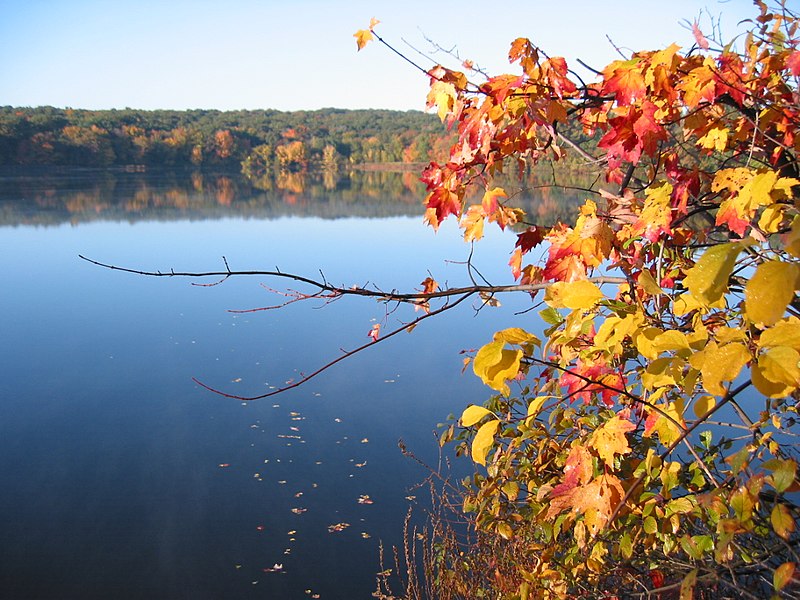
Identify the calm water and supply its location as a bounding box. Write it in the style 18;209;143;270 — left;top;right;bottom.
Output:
0;169;580;599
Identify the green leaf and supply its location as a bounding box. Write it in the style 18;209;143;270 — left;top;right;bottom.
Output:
763;458;797;493
643;515;657;534
684;242;747;304
539;306;563;325
471;419;500;466
460;404;493;427
745;260;800;326
496;522;514;540
620;532;633;559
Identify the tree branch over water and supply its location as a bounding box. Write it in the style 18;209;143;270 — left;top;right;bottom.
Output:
78;253;625;400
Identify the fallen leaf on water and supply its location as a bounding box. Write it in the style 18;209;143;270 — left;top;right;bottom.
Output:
361;438;369;443
328;522;350;533
291;508;307;514
361;532;371;539
358;495;374;505
355;461;367;468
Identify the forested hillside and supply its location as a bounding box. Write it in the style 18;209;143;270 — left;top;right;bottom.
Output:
0;106;455;170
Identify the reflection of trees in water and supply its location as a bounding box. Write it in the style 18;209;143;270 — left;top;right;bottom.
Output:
0;167;591;226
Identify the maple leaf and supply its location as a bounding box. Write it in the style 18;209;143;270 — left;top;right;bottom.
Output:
560;359;624;407
590;416;636;465
424;187;461;230
481;187;507;215
460;205;485;242
353;18;379;51
515;226;546;254
602;59;647;106
552;445;594;495
427;80;458;122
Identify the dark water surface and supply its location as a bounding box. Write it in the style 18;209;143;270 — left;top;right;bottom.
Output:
0;169;579;599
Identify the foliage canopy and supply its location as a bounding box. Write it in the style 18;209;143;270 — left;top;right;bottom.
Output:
358;2;800;598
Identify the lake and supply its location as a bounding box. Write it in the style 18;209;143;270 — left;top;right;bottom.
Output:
0;168;582;599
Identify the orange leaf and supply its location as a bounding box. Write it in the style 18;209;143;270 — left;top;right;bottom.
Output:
353;28;374;51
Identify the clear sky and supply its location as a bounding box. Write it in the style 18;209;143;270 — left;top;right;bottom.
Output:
0;0;756;112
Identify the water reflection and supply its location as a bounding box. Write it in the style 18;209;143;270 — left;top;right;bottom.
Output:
0;167;591;226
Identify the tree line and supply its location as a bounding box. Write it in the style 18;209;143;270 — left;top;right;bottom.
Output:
0;106;458;170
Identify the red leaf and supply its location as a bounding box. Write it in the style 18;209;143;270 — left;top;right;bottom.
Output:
515;226;546;254
787;51;800;76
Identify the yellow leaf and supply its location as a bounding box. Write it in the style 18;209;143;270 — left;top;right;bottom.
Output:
701;342;750;396
637;270;664;296
698;126;728;152
759;317;800;351
526;396;547;421
353;19;378;51
471;419;500;465
460;205;485;242
759;204;786;233
494;327;540;346
758;346;800;387
684;242;747;305
635;327;663;360
461;405;493;427
711;167;754;193
472;341;522;395
693;395;716;419
786;217;800;258
755;364;795;400
771;504;795;540
545;280;604;310
651;329;691;355
745;260;800;326
590;415;636;465
652;400;686;446
427;80;457;122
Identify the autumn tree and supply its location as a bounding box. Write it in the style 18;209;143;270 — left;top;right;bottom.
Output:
353;3;800;598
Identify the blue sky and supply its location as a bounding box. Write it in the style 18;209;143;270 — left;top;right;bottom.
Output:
0;0;755;112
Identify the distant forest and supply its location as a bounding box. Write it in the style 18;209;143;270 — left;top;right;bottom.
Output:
0;106;455;171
